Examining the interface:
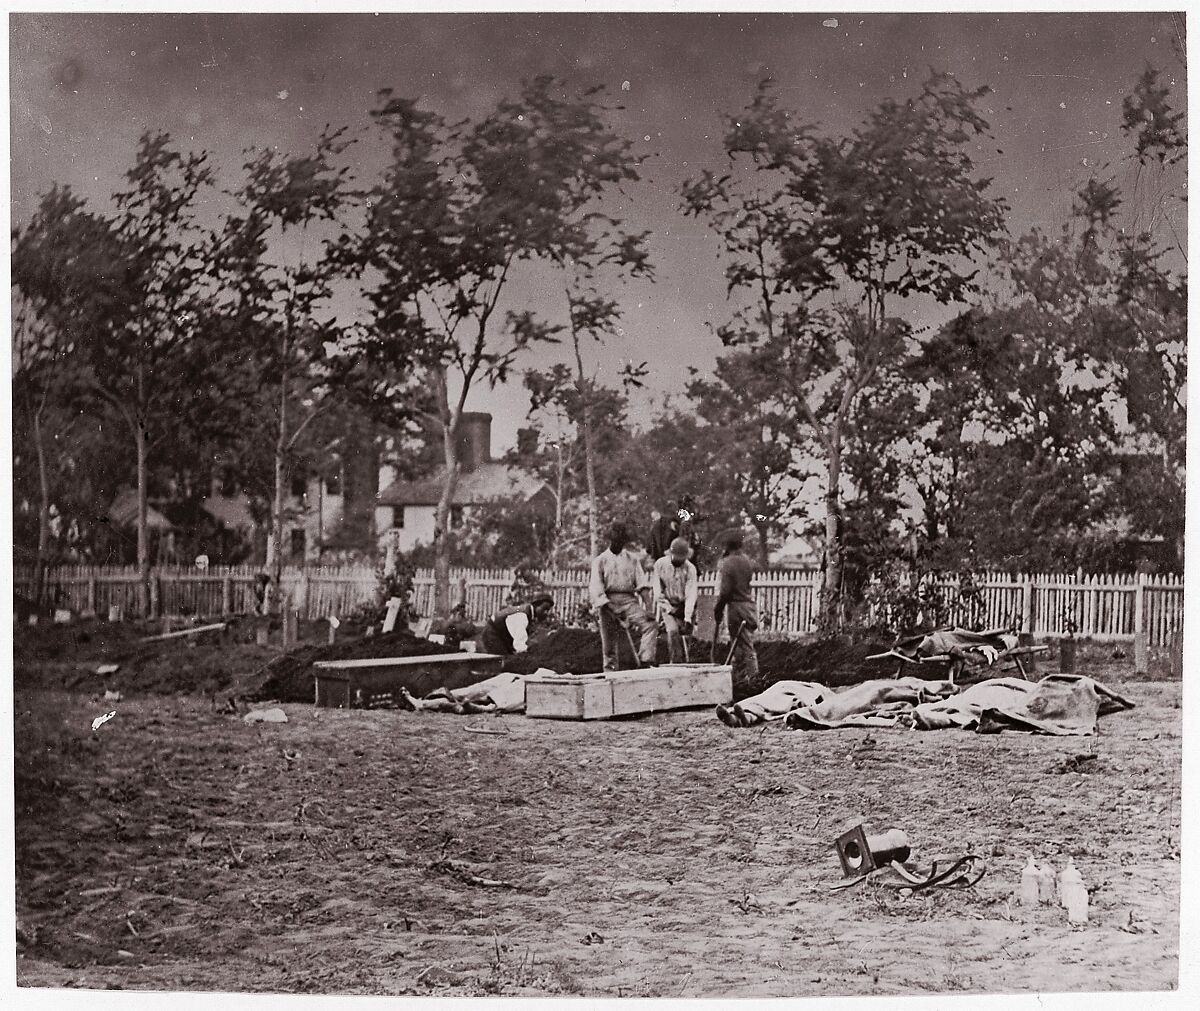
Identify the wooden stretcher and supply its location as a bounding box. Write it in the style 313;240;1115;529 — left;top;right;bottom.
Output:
866;644;1049;684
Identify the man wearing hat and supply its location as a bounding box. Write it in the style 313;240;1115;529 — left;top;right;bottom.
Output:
652;536;698;664
480;594;555;656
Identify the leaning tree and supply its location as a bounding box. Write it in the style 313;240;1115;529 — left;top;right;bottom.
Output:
344;77;648;615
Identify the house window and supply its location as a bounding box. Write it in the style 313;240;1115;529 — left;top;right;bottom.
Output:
391;508;406;529
290;474;307;499
325;472;342;496
290;528;307;559
451;506;464;529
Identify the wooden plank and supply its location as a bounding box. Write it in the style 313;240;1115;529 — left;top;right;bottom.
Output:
140;621;227;642
607;663;732;715
525;679;613;720
314;651;499;670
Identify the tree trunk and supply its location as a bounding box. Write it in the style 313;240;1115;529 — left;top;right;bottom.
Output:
752;515;771;568
551;441;566;568
135;415;150;616
819;435;843;633
432;368;460;618
571;330;599;560
271;435;286;591
32;404;50;605
581;408;599;560
267;336;290;607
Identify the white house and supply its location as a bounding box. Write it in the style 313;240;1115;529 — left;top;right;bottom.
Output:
375;412;553;552
768;532;822;570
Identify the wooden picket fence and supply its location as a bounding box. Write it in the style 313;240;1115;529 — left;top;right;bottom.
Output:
13;564;1184;645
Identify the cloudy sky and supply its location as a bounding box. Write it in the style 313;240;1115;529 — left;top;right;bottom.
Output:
9;9;1187;453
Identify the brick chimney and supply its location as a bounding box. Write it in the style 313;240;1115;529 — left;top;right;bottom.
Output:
455;412;492;473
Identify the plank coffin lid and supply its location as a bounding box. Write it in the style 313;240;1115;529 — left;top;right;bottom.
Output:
524;664;733;720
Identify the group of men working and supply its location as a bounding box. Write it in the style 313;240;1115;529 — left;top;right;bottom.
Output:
481;513;759;681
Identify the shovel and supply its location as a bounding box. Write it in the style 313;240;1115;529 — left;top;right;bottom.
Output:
621;623;648;669
723;621;747;667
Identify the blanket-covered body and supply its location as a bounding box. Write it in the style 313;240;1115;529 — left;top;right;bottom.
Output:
893;627;1019;664
722;674;1133;735
400;671;533;714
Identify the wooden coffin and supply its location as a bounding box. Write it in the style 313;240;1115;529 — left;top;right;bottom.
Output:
312;652;503;708
524;663;732;721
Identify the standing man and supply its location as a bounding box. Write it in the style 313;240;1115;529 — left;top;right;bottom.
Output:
480;594;555;656
653;536;698;664
646;508;676;560
713;531;759;681
590;522;657;670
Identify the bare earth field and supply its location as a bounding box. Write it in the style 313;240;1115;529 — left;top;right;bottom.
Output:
13;669;1180;997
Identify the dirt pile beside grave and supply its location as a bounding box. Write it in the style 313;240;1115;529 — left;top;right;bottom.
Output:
12;619;154;665
11;619;276;698
504;627;910;699
11;618;457;702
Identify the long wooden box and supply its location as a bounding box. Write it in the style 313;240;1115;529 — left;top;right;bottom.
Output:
312;652;503;708
525;664;732;721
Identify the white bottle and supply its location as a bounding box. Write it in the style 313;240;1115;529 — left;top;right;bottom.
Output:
1037;862;1056;904
1059;858;1083;910
1019;855;1040;906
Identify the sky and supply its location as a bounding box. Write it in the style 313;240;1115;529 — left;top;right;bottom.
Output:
8;9;1188;455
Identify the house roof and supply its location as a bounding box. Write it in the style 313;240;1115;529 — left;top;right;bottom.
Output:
768;534;822;569
377;463;550;507
200;493;258;531
108;489;173;530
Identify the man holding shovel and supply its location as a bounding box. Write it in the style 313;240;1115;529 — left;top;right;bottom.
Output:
712;531;759;682
653;537;698;664
590;521;658;671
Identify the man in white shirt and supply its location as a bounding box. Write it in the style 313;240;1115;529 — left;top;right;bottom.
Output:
589;521;657;670
652;536;698;664
480;594;554;655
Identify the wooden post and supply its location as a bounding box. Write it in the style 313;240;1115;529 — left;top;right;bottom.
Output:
1018;631;1038;674
457;576;468;612
283;608;298;649
149;576;161;620
1021;575;1034;635
1132;572;1147;673
1169;628;1183;679
222;576;233;615
86;578;97;617
1059;637;1076;674
382;597;402;634
297;573;311;620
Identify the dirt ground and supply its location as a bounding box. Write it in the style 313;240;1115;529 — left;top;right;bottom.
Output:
12;624;1181;997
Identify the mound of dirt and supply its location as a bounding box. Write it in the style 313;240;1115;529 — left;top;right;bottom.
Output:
12;619;277;697
506;628;941;699
12;619;155;665
12;617;458;702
